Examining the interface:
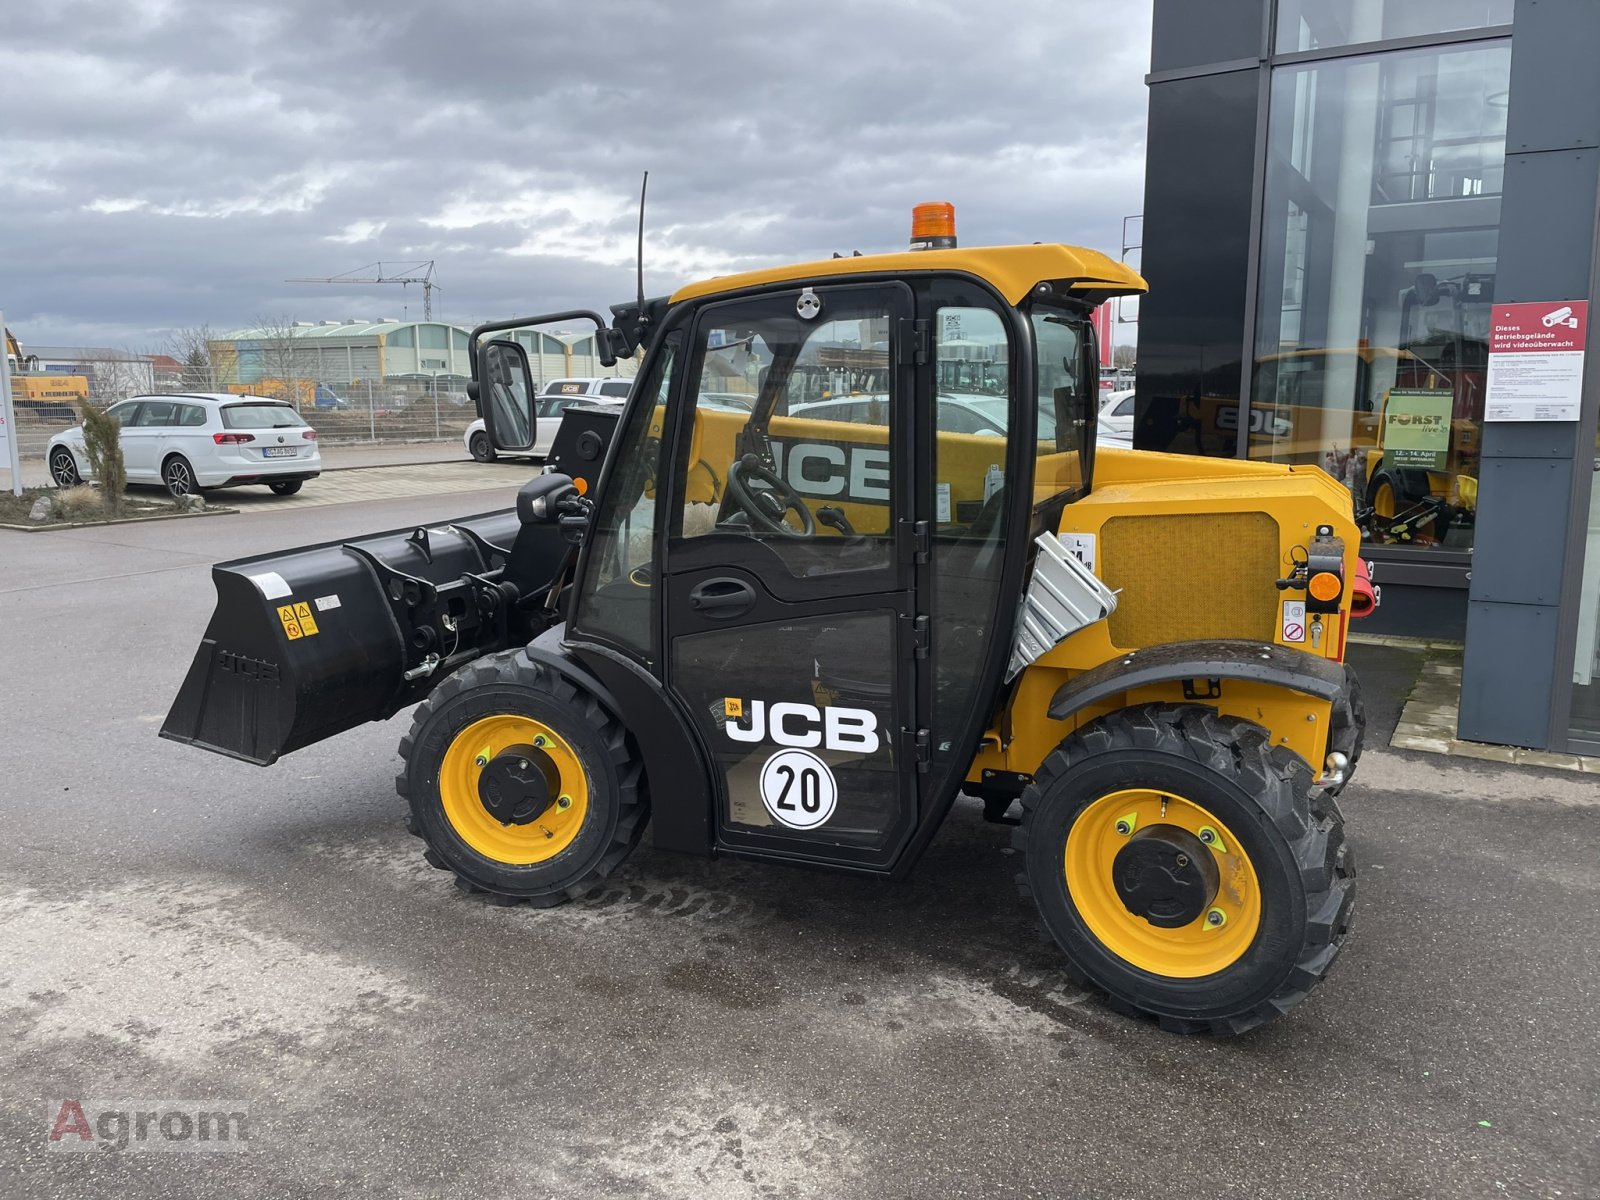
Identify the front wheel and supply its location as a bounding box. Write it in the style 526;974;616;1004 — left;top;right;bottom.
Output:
269;480;303;496
469;431;497;463
398;649;649;905
1017;704;1354;1035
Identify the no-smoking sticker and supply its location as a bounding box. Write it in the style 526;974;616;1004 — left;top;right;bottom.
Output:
1282;599;1307;644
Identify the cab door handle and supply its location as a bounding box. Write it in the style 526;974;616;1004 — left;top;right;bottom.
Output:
688;578;756;619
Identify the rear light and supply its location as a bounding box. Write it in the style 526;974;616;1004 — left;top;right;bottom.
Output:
302;430;317;441
214;432;255;445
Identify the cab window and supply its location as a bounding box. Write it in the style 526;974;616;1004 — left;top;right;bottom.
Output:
1029;304;1091;506
673;288;898;577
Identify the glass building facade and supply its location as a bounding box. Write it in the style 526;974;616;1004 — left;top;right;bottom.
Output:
1137;0;1600;754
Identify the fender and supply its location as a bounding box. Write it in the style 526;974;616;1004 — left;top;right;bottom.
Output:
1047;638;1348;721
524;624;717;858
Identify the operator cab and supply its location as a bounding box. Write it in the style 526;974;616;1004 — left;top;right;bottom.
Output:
474;206;1140;871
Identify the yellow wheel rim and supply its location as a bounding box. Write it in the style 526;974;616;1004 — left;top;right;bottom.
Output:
439;715;590;865
1065;789;1261;979
1373;481;1396;520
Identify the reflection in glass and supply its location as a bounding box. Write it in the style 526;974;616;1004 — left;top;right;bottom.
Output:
1572;472;1600;747
1251;40;1508;551
1277;0;1512;54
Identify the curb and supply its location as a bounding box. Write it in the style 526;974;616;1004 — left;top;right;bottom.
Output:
0;506;237;533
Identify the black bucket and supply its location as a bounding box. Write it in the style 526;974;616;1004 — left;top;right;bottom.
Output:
161;508;534;766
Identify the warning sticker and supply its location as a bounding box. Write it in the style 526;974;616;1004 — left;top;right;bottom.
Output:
277;602;319;640
1282;599;1307;645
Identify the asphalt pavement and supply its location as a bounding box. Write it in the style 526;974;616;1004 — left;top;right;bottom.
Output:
1;481;1597;1199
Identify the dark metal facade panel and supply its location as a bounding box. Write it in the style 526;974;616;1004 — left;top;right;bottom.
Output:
1134;67;1262;443
1459;0;1600;749
1150;0;1268;74
1504;0;1600;152
1493;150;1600;305
1458;601;1560;745
1469;460;1578;604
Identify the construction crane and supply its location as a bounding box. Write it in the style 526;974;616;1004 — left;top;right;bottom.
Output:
286;261;440;321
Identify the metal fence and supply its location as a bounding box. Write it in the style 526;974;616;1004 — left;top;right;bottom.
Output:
12;380;480;461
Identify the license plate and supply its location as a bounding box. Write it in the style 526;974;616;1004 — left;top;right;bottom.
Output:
262;447;297;458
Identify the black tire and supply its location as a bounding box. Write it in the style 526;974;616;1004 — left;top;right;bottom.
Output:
398;648;648;905
49;448;82;488
469;431;497;463
269;480;303;496
1326;664;1365;794
1016;704;1355;1035
162;455;199;497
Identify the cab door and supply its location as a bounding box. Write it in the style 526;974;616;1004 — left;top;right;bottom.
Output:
660;283;922;869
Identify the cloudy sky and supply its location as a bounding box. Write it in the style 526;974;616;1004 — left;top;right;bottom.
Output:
2;0;1152;350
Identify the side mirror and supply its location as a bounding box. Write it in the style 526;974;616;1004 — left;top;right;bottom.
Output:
478;338;537;452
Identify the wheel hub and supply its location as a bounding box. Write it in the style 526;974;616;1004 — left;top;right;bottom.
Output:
1112;825;1219;928
477;744;559;826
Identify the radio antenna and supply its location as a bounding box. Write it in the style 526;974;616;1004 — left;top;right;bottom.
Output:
636;170;649;319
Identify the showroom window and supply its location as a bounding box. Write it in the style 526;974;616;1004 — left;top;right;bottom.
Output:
1277;0;1512;53
1250;39;1509;551
1572;480;1600;751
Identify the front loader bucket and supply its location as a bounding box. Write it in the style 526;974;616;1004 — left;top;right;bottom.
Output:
162;508;536;766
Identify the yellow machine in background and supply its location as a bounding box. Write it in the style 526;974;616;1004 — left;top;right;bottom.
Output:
5;328;89;418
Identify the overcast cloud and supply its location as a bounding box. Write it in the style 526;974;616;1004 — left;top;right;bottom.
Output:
1;0;1151;348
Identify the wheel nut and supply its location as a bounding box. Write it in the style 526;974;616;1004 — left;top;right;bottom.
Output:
1206;908;1226;927
1175;853;1189;868
557;795;572;810
1115;820;1132;836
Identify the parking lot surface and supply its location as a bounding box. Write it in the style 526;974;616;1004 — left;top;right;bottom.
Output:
1;478;1597;1199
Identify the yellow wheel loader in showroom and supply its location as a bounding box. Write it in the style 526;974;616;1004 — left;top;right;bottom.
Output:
164;204;1371;1034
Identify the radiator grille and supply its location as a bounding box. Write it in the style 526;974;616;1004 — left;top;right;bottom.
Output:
1101;512;1279;649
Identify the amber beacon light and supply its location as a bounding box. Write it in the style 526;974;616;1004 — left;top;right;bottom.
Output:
909;202;958;251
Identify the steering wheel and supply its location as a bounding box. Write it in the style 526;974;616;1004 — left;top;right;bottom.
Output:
725;453;815;539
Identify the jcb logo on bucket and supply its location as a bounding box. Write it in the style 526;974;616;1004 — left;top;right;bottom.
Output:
723;698;880;753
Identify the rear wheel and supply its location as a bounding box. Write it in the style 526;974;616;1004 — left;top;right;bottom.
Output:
1017;704;1354;1035
162;455;199;497
469;431;497;463
398;649;648;905
269;480;302;496
50;448;81;488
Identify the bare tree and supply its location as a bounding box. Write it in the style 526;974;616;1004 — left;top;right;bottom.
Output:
76;348;154;404
251;314;317;407
164;324;221;391
1112;343;1137;370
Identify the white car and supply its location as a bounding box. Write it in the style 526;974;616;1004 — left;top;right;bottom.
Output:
466;376;632;462
1097;389;1136;447
47;393;321;497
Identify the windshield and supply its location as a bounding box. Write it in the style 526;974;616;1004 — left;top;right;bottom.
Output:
1029;305;1090;505
222;403;307;430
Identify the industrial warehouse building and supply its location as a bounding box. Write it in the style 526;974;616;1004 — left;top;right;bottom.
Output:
1136;0;1600;754
212;320;619;391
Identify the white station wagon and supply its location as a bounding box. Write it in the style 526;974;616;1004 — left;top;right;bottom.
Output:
47;393;322;497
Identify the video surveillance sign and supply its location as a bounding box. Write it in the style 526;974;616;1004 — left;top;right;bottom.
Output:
1485;301;1588;422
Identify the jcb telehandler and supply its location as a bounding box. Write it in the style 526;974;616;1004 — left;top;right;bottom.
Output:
164;204;1370;1034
